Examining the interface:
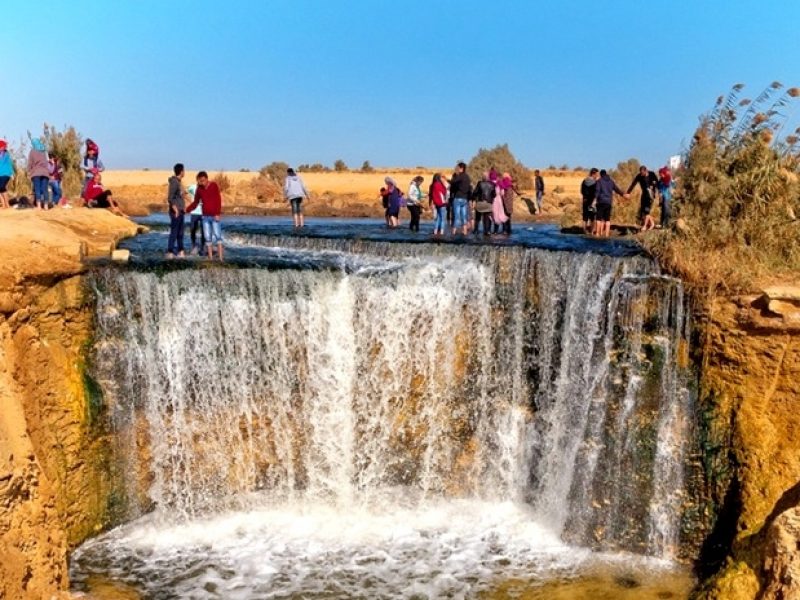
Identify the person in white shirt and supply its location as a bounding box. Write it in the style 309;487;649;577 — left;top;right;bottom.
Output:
283;167;310;228
406;175;425;232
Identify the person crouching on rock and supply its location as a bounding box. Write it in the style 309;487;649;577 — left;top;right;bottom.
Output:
83;170;126;217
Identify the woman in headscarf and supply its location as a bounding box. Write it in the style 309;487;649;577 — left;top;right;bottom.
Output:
81;139;104;197
27;138;50;210
429;173;448;236
0;140;14;209
384;176;402;228
494;172;516;235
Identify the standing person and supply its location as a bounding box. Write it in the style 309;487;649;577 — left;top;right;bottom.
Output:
81;139;104;197
491;174;508;234
580;168;600;233
380;186;390;226
0;140;13;209
186;171;224;260
496;172;516;235
449;162;471;236
384;177;402;228
186;183;205;254
27;138;50;210
83;171;127;216
534;169;545;214
48;156;63;206
471;172;495;235
429;173;448;236
406;175;425;232
657;166;674;228
284;167;310;228
594;169;629;237
166;163;188;258
627;165;659;231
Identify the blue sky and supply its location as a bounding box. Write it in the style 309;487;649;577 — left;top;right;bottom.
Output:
2;0;799;171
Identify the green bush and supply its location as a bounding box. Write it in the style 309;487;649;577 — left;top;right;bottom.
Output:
467;144;533;189
259;161;289;182
334;159;348;172
213;171;232;193
44;123;83;198
646;82;800;293
360;160;374;173
610;157;644;224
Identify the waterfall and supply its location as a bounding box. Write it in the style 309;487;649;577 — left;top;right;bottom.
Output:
88;238;694;564
75;237;697;597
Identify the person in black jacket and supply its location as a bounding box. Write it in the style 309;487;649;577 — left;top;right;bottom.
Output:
471;172;495;235
534;169;545;213
580;168;599;233
627;166;659;231
449;162;472;235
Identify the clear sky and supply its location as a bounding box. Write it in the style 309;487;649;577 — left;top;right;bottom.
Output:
3;0;799;171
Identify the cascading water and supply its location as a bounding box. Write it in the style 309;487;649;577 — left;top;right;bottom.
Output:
71;236;696;599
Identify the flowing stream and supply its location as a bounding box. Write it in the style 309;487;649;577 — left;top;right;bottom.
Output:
71;235;695;599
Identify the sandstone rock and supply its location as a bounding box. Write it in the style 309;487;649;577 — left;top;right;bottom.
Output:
763;286;800;303
112;249;130;262
767;299;800;323
760;506;800;600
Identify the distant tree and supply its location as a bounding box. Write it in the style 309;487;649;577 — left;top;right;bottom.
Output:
334;159;348;172
259;161;290;182
559;163;570;171
467;143;533;189
239;168;251;172
360;160;374;173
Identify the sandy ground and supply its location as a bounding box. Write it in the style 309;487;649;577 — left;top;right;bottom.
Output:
0;209;139;288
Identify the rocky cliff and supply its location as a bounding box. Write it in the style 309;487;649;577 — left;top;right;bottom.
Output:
0;210;138;600
695;287;800;600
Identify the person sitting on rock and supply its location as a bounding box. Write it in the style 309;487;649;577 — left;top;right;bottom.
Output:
83;170;126;217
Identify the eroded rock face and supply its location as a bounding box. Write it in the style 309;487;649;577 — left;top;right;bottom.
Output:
760;506;800;600
696;292;800;600
0;211;137;599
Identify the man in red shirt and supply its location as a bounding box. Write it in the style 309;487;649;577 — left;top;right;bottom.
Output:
185;171;223;260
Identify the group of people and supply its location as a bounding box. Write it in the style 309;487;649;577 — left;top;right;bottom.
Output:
579;165;674;237
380;163;522;237
0;137;127;215
166;163;225;260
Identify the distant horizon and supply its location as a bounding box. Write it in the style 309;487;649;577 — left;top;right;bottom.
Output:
3;1;799;172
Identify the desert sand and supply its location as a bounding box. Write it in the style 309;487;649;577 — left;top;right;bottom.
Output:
101;168;587;220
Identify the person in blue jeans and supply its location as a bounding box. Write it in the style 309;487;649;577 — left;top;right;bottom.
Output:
166;163;188;258
449;162;471;235
429;173;448;236
658;166;674;228
28;138;50;210
48;157;63;206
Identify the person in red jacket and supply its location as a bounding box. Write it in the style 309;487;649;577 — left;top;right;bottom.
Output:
185;171;223;261
82;170;126;216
